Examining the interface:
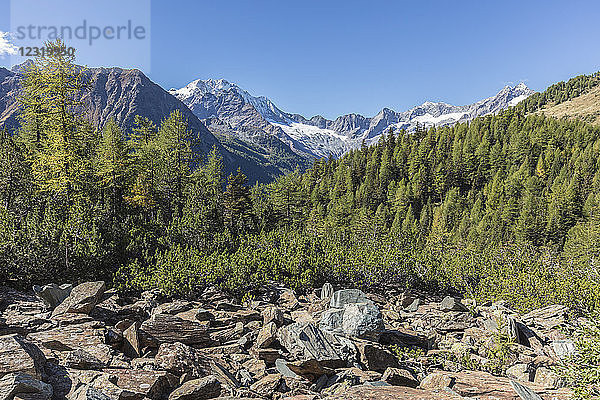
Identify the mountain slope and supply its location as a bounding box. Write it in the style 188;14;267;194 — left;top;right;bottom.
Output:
0;66;303;183
171;79;534;159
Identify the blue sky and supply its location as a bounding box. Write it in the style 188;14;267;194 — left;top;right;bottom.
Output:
1;0;599;119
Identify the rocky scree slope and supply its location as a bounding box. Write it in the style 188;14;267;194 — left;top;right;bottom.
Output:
0;280;578;400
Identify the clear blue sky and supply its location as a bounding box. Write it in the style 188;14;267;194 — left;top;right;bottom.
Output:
1;0;599;119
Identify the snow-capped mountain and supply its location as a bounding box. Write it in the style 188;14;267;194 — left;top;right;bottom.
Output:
170;80;535;159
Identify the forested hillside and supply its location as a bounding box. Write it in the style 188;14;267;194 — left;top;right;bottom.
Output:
2;41;600;320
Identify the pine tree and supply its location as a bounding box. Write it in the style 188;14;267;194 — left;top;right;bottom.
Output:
223;168;254;235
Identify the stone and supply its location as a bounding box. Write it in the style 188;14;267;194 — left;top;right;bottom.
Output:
242;359;267;380
236;369;253;387
103;369;174;400
52;282;106;317
153;301;193;316
551;340;575;360
355;341;399;372
63;349;106;370
341;303;384;341
533;367;565;389
0;373;52;400
278;323;356;368
319;308;344;334
27;323;115;367
510;380;544;400
255;322;277;349
263;307;284;327
122;322;141;358
506;363;532;382
406;298;420;313
168;376;221;400
0;335;46;380
194;309;215;322
249;374;283;398
32;283;72;309
419;372;455;390
67;385;113;400
140;314;211;346
279;290;300;311
439;296;468;312
274;359;300;379
286;360;335;382
381;368;418;388
155;342;212;378
329;289;372;309
320;283;334;301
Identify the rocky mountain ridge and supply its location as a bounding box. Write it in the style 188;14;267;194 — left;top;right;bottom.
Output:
171;80;535;158
0;280;578;399
0;65;304;183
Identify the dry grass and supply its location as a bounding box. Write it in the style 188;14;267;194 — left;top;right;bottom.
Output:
536;85;600;125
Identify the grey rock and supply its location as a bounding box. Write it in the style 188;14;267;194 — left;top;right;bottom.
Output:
274;359;300;379
510;380;543;400
32;284;72;309
0;335;46;380
155;342;212;378
551;340;575;359
140;314;211;346
168;375;221;400
440;296;468;312
320;283;334;300
277;323;356;368
68;385;112;400
52;282;106;317
341;303;384;341
407;298;420;312
330;289;372;309
0;373;52;400
319;308;344;334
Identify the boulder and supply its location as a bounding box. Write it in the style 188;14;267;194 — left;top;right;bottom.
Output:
506;364;532;382
354;341;399;372
381;367;419;388
533;367;565;389
550;340;575;360
0;373;52;400
255;322;277;349
263;307;284;327
32;284;72;309
27;323;115;367
168;376;221;400
249;374;283;398
278;323;356;368
439;297;468;312
52;282;106;317
341;303;384;341
140;314;211;346
122;322;141;358
155;342;212;378
321;283;334;301
330;290;372;309
0;335;46;380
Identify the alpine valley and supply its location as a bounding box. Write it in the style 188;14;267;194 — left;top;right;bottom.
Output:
0;62;534;182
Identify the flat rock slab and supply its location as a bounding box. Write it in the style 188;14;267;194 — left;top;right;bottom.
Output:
140;313;211;346
52;282;106;317
0;334;46;380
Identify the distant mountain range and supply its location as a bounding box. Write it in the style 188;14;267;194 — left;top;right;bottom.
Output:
170;79;534;158
0;62;535;182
